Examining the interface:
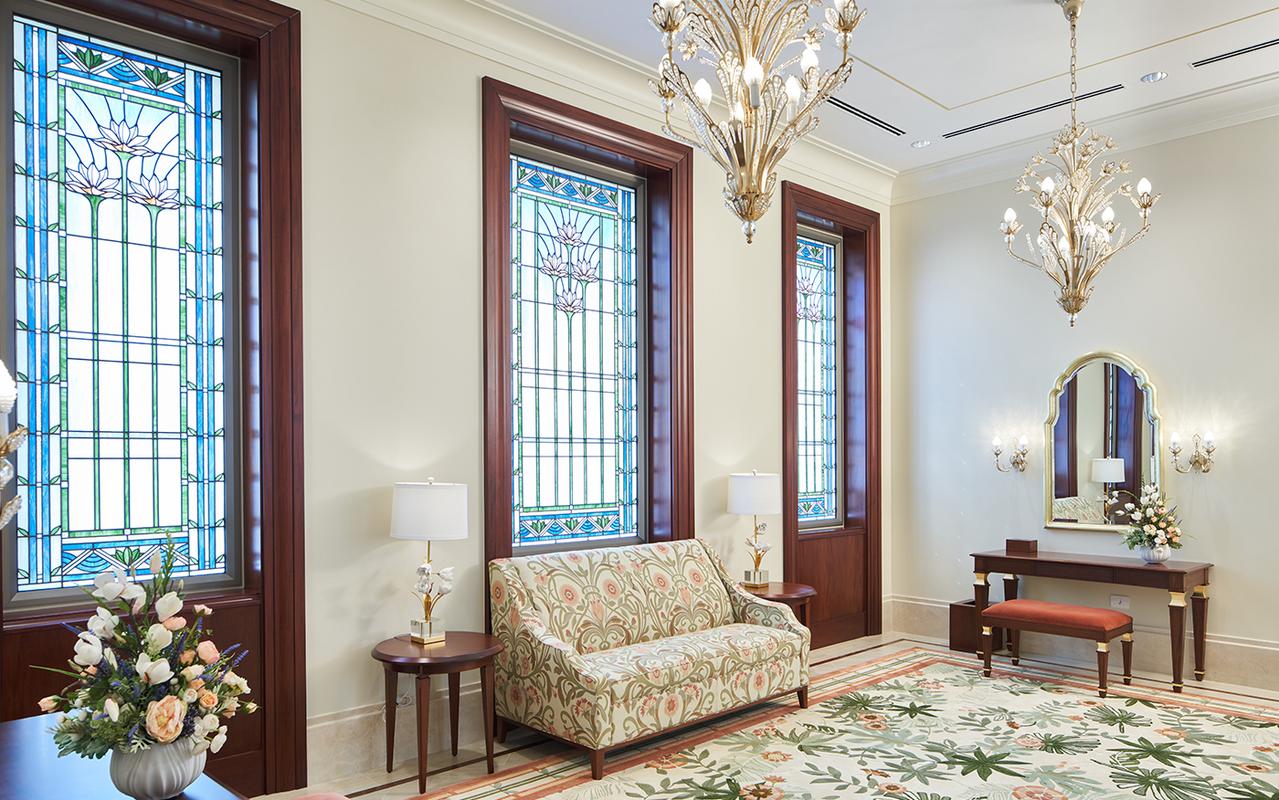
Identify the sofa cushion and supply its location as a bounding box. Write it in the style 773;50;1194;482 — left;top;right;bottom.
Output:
508;540;733;653
577;623;804;700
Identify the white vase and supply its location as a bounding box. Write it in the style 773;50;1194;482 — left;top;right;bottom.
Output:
109;742;207;800
1136;544;1172;564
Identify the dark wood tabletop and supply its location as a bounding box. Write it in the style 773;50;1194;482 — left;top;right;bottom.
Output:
371;632;503;670
743;581;817;600
0;713;241;800
972;548;1213;573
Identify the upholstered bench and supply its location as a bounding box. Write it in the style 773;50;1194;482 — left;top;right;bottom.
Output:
981;598;1133;697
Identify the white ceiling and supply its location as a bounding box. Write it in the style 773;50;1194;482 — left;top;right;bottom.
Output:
478;0;1279;176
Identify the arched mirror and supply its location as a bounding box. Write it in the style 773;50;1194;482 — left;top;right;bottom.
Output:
1045;352;1162;532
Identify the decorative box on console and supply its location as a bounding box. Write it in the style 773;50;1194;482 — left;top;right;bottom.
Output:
1006;538;1039;556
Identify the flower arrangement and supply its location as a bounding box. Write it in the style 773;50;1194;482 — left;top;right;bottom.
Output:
1117;483;1183;553
746;525;771;574
35;543;256;759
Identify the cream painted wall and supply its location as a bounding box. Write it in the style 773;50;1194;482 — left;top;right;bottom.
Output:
298;0;894;721
891;117;1279;647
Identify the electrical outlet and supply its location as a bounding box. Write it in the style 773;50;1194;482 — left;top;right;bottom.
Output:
1110;594;1130;611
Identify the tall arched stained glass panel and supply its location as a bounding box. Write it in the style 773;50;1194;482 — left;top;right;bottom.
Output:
796;233;840;527
9;14;230;592
510;153;642;549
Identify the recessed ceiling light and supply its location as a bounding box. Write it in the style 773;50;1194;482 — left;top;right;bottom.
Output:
1141;70;1168;84
911;139;932;149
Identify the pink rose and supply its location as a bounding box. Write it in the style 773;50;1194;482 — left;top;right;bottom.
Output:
37;696;58;713
162;616;187;632
196;641;220;664
179;650;196;666
145;695;187;744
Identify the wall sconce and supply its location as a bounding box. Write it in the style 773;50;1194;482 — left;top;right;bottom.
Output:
1170;431;1215;474
992;436;1029;473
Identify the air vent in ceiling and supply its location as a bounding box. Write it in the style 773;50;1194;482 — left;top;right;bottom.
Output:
826;97;906;136
1192;37;1279;68
942;84;1125;139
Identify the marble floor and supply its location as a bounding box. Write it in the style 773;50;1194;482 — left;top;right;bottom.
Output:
258;631;1279;800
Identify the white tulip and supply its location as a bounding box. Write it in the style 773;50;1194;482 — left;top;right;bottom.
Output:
199;713;220;733
120;583;147;614
104;697;119;722
103;648;117;670
136;653;173;685
91;569;127;603
150;553;163;575
210;727;228;754
87;607;118;640
154;591;182;622
73;633;103;667
145;623;173;654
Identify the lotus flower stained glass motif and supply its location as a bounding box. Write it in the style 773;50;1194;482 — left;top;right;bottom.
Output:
10;15;228;591
509;155;641;547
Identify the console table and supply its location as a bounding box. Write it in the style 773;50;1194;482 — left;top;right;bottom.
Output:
971;549;1212;693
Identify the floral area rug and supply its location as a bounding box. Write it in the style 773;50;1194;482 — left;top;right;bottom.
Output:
428;647;1279;800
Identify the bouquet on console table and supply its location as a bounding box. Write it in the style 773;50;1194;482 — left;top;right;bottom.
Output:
34;542;257;799
1116;483;1183;564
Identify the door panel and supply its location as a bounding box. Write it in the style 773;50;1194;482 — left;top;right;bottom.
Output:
793;530;867;647
781;182;882;650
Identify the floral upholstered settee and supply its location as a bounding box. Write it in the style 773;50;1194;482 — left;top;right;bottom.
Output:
488;539;810;779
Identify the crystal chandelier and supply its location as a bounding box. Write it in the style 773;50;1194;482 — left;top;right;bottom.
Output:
650;0;866;243
999;0;1160;326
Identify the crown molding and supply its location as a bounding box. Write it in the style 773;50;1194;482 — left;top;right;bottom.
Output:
892;70;1279;205
315;0;896;206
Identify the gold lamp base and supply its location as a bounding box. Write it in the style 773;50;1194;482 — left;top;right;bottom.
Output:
742;569;770;589
410;618;445;646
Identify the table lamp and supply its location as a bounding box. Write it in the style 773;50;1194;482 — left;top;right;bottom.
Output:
391;479;468;644
1091;457;1125;522
728;470;781;588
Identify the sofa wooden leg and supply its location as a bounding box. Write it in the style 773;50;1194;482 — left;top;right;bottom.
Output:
590;748;605;780
797;686;809;708
495;715;509;745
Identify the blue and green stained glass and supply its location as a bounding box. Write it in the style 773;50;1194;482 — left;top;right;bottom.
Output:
510;154;640;547
796;234;839;525
11;16;226;590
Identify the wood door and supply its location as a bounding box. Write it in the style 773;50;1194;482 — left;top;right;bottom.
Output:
781;183;881;649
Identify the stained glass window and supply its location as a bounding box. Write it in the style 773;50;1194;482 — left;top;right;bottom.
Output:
9;15;229;592
796;233;840;526
510;153;642;548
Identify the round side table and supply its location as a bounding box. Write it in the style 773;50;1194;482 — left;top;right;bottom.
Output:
743;582;817;627
371;632;504;795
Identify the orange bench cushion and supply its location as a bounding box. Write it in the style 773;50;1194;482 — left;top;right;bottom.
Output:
982;599;1132;638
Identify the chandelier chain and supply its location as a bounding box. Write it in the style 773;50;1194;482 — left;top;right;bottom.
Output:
1069;15;1078;132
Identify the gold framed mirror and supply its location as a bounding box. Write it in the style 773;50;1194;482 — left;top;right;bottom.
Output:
1044;351;1162;532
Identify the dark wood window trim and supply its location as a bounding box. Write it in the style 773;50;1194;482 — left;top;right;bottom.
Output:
0;0;306;792
481;77;694;570
780;181;882;635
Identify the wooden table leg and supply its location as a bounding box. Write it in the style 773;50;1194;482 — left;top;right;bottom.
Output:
1191;585;1209;682
383;666;396;773
974;572;990;657
416;674;431;794
481;663;496;774
448;672;460;756
1003;574;1019;602
798;599;810;627
1169;591;1187;693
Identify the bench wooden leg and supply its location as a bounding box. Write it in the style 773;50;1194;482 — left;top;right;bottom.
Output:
797;686;809;708
590;748;605;780
1097;642;1110;698
1010;629;1021;666
981;626;993;677
1121;632;1133;685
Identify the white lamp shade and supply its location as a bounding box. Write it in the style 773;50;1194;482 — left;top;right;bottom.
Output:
1091;458;1126;484
390;481;468;541
727;472;782;516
